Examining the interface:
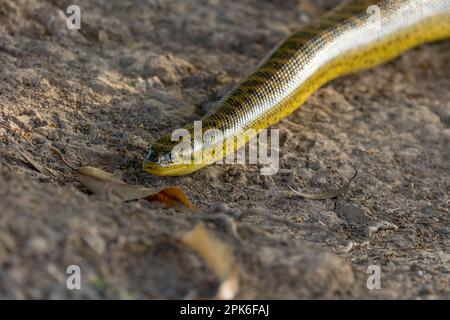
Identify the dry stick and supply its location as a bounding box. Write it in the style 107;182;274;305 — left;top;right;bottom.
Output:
48;145;79;172
240;208;323;231
287;169;358;200
16;147;55;177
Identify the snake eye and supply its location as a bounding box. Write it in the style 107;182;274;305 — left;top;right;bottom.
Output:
146;146;153;160
164;153;172;162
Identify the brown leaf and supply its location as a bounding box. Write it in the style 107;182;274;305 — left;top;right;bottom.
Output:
181;223;239;299
77;166;156;201
50;145;197;210
144;186;199;212
78;166;197;210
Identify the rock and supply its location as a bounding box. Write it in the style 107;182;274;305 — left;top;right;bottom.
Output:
14;68;41;87
143;54;195;85
306;160;321;170
27;237;50;254
335;203;372;225
146;76;164;89
35;4;85;41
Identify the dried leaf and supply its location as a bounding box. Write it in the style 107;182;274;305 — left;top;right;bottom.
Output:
181;223;239;300
145;186;199;212
78;166;157;201
50;145;198;210
78;167;197;210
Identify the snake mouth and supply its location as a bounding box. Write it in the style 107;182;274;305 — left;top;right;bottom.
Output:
143;160;205;176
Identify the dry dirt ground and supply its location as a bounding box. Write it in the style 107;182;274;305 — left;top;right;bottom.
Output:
0;0;449;299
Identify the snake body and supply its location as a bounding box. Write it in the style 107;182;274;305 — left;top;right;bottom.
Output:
144;0;450;176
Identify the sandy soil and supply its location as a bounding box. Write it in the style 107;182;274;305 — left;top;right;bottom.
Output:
0;0;449;299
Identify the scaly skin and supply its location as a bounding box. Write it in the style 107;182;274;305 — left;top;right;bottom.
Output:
144;0;450;176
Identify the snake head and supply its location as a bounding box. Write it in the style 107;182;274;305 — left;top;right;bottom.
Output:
145;144;173;167
143;134;205;176
144;134;177;169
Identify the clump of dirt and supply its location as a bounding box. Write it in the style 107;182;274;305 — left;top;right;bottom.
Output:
0;0;449;299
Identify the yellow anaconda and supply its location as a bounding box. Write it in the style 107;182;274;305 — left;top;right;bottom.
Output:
144;0;450;176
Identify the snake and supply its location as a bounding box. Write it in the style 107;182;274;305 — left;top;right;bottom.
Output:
143;0;450;176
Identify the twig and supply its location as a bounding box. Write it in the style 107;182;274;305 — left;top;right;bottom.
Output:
48;145;79;172
288;169;358;200
240;208;319;230
16;147;55;177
